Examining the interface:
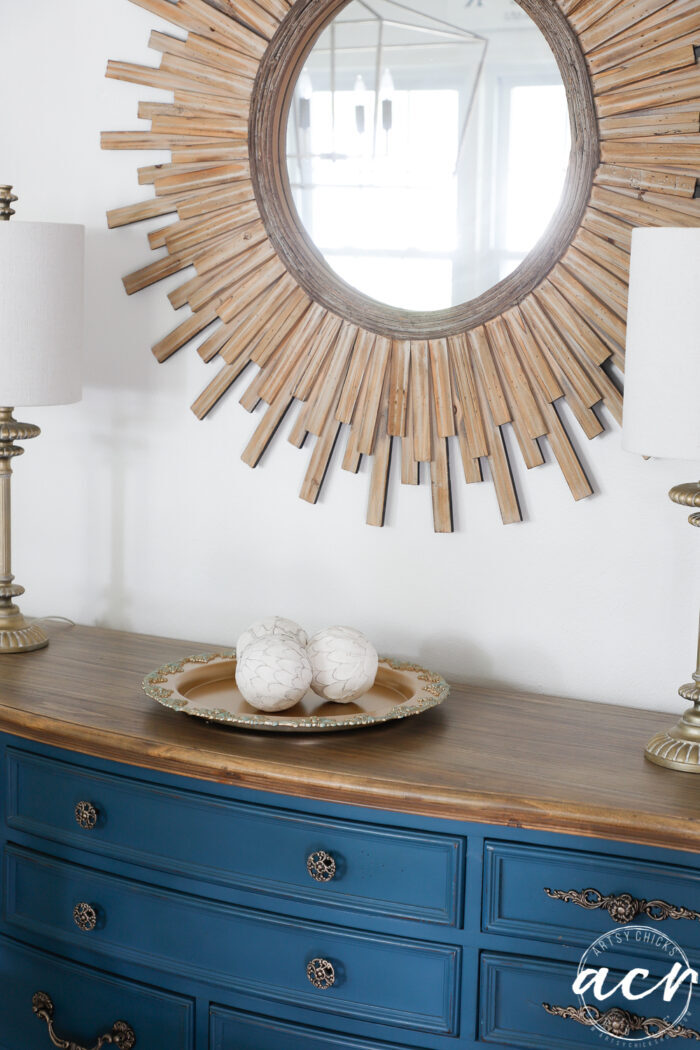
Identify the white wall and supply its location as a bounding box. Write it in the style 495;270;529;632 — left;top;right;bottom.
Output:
2;0;698;712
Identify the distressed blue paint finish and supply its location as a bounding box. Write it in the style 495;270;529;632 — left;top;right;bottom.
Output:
0;731;699;1050
209;1003;429;1049
4;844;460;1037
483;839;700;958
0;935;195;1050
479;951;700;1050
6;745;464;928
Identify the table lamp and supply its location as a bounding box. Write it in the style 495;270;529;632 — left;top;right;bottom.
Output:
623;227;700;772
0;186;84;652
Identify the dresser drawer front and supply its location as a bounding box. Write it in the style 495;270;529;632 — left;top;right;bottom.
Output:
483;840;700;953
480;951;700;1050
6;747;463;926
210;1005;428;1050
0;934;194;1050
5;846;460;1036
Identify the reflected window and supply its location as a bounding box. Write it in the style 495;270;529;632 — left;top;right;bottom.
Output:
287;0;571;313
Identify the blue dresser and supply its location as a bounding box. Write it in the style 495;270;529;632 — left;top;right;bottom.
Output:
0;627;698;1049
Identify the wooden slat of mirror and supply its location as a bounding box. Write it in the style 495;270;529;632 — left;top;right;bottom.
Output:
429;340;456;441
289;337;337;445
536;392;594;502
501;309;563;406
342;412;364;475
572;228;629;284
387;341;410;439
257;305;321;405
337;331;376;426
357;338;392;458
305;325;358;438
410;342;432;465
452;379;484;487
147;31;260;83
293;314;343;402
103;0;700;531
300;382;345;506
250;285;312;367
474;372;522;527
469;329;512;429
367;368;393;528
401;394;420;488
429;396;453;535
448;335;489;462
486;318;548;443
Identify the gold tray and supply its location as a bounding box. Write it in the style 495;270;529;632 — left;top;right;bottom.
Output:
143;652;449;733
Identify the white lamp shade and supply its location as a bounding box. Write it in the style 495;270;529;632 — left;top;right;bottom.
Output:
622;227;700;462
0;221;84;407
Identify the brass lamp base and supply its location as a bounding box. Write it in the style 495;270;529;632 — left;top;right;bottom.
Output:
646;700;700;773
0;607;48;654
645;480;700;773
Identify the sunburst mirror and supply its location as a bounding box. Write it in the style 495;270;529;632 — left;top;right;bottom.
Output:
103;0;700;531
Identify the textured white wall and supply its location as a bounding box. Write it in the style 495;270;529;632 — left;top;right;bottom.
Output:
2;0;698;712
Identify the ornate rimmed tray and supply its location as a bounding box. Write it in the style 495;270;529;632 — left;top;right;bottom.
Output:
143;652;449;733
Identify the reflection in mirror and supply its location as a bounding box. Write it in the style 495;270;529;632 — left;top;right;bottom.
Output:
286;0;571;313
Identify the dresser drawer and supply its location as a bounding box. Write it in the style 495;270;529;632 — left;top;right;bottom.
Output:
483;840;700;953
6;746;463;926
0;934;194;1050
480;951;700;1049
210;1004;429;1050
4;845;461;1036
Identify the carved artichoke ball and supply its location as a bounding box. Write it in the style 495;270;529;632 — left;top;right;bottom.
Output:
307;626;378;703
236;616;307;659
235;637;312;712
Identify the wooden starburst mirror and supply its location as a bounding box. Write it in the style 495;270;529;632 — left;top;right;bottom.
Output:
103;0;700;531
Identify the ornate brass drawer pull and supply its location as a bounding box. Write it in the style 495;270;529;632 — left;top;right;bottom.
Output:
32;992;136;1049
306;957;336;989
73;902;98;932
544;886;700;925
75;801;98;830
543;1003;700;1040
307;851;337;882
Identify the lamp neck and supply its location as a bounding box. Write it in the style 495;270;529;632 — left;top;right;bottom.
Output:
0;410;40;463
669;483;700;710
0;186;17;221
669;480;700;528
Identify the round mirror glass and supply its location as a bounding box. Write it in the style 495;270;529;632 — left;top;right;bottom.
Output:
286;0;571;314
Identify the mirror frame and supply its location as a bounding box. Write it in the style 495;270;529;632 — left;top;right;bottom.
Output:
103;0;700;532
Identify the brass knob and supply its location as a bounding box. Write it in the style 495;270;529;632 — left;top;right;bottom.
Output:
307;958;335;989
73;902;98;932
75;801;98;830
307;850;337;883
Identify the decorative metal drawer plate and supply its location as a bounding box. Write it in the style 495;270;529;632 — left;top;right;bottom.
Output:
4;846;461;1036
483;840;700;955
143;653;449;733
6;747;463;927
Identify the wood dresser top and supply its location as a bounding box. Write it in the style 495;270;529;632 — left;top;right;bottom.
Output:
0;625;697;853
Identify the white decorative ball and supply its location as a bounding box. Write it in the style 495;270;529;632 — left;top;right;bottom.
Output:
236;617;307;659
235;637;312;712
307;626;379;704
